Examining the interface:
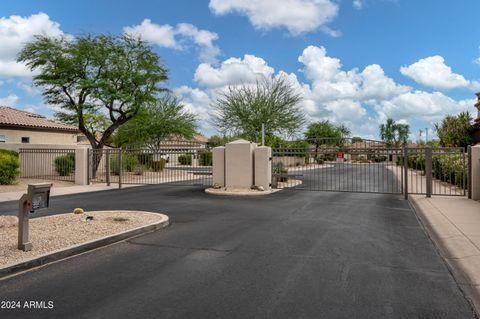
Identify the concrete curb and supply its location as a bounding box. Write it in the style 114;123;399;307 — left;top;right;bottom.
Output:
0;212;169;279
409;197;480;316
205;188;281;196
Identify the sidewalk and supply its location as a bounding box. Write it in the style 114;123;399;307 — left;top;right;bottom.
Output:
410;195;480;313
0;183;141;203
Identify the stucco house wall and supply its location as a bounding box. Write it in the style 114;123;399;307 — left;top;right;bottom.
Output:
0;128;78;146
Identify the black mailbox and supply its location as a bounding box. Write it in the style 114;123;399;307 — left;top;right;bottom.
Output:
28;183;51;212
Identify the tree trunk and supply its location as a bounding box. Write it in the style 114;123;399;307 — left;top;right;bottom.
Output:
90;145;105;180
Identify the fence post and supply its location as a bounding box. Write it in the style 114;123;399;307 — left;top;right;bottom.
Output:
404;147;408;200
468;146;472;199
425;147;432;198
105;149;111;186
118;149;123;189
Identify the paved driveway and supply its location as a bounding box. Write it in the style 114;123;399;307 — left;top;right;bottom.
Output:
0;186;476;318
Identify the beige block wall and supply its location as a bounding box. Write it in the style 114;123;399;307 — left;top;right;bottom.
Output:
0;128;77;145
225;140;255;188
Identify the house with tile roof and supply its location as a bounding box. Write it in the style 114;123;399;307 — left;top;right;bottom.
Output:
0;106;80;146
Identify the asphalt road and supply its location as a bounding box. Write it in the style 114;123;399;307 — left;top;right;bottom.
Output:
0;185;476;319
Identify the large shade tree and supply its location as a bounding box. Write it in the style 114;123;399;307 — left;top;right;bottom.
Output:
434;112;473;148
213;77;305;142
18;34;168;173
304;120;351;158
113;94;197;150
379;118;410;147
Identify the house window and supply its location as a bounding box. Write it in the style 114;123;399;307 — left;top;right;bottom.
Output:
21;137;30;144
0;135;5;143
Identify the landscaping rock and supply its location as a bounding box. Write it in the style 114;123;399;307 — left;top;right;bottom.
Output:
0;216;18;228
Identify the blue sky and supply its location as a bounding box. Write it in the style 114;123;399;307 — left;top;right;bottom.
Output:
0;0;479;140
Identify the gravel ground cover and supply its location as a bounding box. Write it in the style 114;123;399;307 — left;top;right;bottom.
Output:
0;178;74;193
0;211;164;267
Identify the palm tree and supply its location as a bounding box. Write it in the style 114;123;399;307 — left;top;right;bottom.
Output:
379;118;410;147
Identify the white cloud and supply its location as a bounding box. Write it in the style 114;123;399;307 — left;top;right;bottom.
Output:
185;46;477;139
176;23;220;64
324;99;367;122
0;13;67;77
0;94;19;106
208;0;339;36
17;81;40;96
374;91;475;122
123;19;177;48
298;45;410;103
194;54;274;88
353;0;365;9
173;86;214;134
124;20;220;64
400;56;478;91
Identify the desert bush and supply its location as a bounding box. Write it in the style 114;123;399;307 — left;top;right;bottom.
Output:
199;150;212;166
397;153;466;189
152;159;166;172
0;152;20;184
178;154;192;165
110;154;139;175
368;155;387;163
123;154;139;172
0;149;19;158
273;162;288;182
54;153;75;176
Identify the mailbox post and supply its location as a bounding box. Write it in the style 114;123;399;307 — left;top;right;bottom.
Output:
18;183;52;251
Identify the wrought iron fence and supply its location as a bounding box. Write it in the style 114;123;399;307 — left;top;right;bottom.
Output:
88;143;212;187
272;141;468;197
19;148;76;182
401;147;467;196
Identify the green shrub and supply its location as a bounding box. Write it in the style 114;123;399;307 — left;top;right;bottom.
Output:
199;150;212;166
134;165;147;175
273;162;288;182
137;153;153;166
152;159;166;172
110;155;121;175
397;152;466;189
0;152;20;184
316;158;325;165
0;149;19;158
123;154;139;172
319;153;335;161
178;154;192;165
110;154;139;175
54;153;75;176
368;155;387;163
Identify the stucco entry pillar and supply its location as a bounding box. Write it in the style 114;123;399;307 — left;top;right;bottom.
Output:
225;139;255;188
472;145;480;200
254;146;272;191
75;148;89;185
212;146;225;187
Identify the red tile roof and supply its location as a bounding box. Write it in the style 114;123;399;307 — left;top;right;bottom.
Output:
0;106;79;132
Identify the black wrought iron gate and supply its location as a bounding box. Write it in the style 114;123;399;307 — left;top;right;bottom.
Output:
272;138;468;197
